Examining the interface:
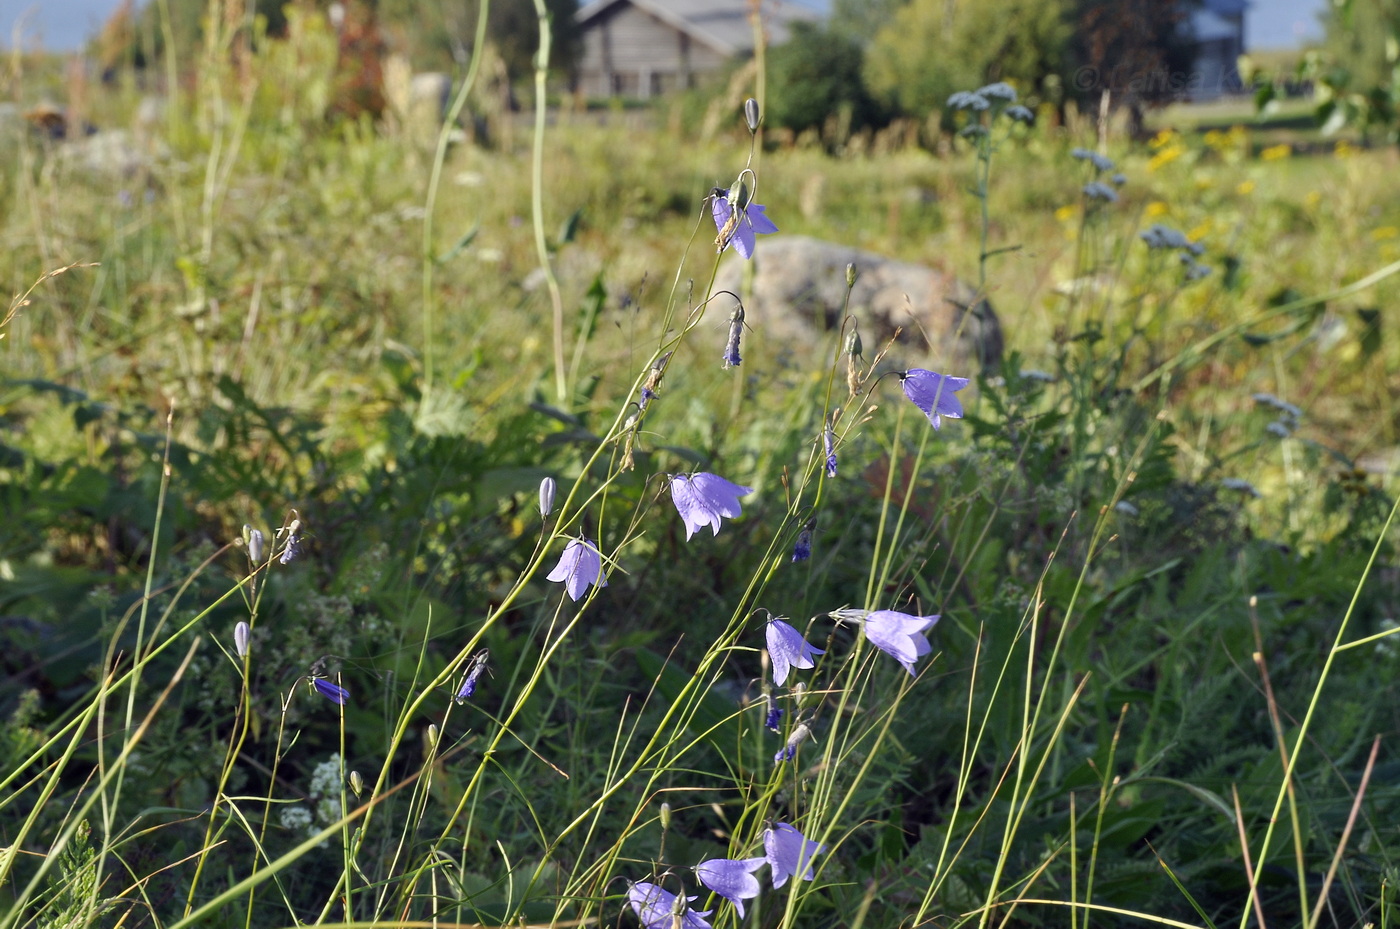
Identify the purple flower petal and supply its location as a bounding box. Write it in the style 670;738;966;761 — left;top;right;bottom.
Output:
628;882;713;929
763;823;826;889
711;188;777;260
695;857;766;918
765;618;824;687
311;677;349;705
546;538;607;601
900;369;969;430
669;472;754;539
864;609;940;675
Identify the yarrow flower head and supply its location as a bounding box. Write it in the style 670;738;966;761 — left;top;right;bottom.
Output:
864;610;940;675
947;90;989;111
546;537;607;601
627;881;712;929
711;186;778;260
670;472;754;539
1005;104;1034;123
455;648;489;703
763;823;826;888
694;857;766;918
899;369;969;430
765;617;824;687
976;81;1017;102
1071;147;1116;172
1083;181;1118;202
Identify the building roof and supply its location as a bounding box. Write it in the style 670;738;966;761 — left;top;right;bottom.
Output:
1192;8;1239;42
575;0;822;56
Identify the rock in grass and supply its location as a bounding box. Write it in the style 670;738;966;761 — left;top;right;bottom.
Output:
714;235;1003;373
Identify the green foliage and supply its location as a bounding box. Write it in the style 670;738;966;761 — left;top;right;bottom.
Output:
865;0;1072;117
764;23;883;135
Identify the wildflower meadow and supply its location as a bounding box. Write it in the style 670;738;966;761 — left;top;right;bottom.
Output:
4;9;1400;929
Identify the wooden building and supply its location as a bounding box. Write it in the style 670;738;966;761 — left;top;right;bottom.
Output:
1189;0;1248;100
574;0;820;99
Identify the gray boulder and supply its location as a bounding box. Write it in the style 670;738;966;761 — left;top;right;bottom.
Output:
714;235;1002;372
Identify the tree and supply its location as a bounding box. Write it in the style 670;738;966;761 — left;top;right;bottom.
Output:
1071;0;1199;136
831;0;909;46
765;22;883;134
864;0;1072;119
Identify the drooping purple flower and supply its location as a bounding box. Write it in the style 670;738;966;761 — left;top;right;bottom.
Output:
711;187;778;260
763;823;826;888
763;691;784;731
864;609;940;675
310;676;349;705
546;537;607;601
627;881;713;929
791;516;814;563
765;618;824;687
899;368;969;430
695;857;766;918
823;413;838;477
455;649;489;704
773;720;813;764
669;473;754;540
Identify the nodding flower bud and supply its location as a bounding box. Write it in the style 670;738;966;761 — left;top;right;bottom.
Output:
723;302;745;370
774;720;813;764
234;621;250;658
245;526;264;564
845;262;857;288
539;477;556;517
659;801;672;831
349;770;364;797
845;328;864;397
844;328;863;358
744;98;761;132
426;724;439;750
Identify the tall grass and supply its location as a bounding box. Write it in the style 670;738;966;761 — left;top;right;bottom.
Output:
3;10;1400;929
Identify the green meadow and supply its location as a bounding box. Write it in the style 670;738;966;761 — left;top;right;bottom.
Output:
3;17;1400;929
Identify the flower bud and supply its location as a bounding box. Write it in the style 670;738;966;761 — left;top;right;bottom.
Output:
539;476;556;517
349;770;363;797
659;801;671;831
845;262;857;288
246;527;264;563
234;621;250;658
426;724;439;749
744;98;760;132
844;329;863;358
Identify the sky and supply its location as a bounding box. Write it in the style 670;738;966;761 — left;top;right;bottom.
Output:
0;0;1331;53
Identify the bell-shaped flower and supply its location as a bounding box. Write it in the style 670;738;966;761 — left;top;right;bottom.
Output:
695;857;766;918
546;537;607;601
899;369;968;430
310;676;349;705
627;881;712;929
864;609;940;675
455;649;489;704
763;823;826;888
765;618;824;687
711;187;778;260
669;473;754;540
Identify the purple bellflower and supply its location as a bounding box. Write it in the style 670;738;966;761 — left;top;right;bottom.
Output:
823;421;838;477
669;473;754;540
627;882;712;929
763;823;826;888
695;857;766;918
546;537;607;601
765;617;824;687
865;609;940;675
722;302;745;369
899;369;969;430
455;649;489;704
792;517;815;563
711;187;778;260
310;676;349;705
